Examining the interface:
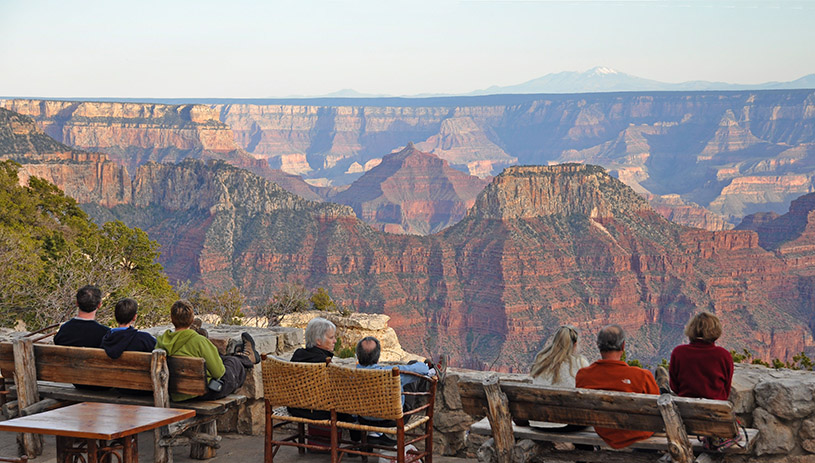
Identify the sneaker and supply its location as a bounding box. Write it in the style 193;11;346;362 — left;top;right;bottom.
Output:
240;332;261;365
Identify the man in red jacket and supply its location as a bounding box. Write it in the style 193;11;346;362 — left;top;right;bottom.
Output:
575;324;659;449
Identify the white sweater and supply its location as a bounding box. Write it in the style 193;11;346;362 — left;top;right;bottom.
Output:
529;355;589;427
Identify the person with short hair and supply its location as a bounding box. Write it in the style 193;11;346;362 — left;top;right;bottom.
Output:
291;317;337;363
100;298;157;359
575;325;659;449
355;336;433;446
156;300;260;401
669;312;733;400
54;285;110;347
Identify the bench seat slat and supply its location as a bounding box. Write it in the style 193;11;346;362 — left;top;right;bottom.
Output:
469;418;757;454
32;383;246;415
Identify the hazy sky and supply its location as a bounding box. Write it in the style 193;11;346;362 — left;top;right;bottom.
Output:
1;0;813;98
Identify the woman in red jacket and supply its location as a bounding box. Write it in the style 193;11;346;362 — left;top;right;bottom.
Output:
669;311;736;449
669;311;733;400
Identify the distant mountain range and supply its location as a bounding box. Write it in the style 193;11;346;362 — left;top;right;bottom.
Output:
307;67;815;98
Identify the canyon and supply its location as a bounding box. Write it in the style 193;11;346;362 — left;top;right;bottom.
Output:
4;90;815;233
4;106;815;372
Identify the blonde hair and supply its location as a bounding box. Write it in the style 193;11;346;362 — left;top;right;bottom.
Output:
684;312;722;343
530;326;579;383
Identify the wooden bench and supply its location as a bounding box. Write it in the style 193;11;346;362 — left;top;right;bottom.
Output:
0;339;246;463
262;356;437;463
458;375;758;463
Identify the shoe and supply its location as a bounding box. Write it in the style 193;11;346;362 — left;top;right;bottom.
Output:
240;332;261;365
367;433;397;447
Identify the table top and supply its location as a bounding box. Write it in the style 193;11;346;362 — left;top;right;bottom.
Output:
0;402;195;439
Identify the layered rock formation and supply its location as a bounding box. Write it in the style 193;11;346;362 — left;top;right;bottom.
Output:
0;108;131;207
6;91;815;229
329;143;489;234
0;99;324;201
77;158;814;371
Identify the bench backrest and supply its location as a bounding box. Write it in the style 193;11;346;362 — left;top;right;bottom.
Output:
328;364;403;420
458;379;738;438
0;342;207;396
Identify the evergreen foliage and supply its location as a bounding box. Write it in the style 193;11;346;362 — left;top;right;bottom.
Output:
0;161;176;329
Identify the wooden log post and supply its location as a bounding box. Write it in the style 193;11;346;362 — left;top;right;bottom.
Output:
12;338;42;457
189;421;218;460
151;349;172;463
657;394;694;463
483;375;514;463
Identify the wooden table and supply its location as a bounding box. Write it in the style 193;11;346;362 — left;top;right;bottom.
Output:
0;402;195;463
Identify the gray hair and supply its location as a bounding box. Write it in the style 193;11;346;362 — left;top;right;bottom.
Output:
305;317;336;348
596;324;625;353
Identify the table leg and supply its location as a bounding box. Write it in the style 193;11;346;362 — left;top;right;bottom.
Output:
55;436;66;463
122;434;137;463
87;438;98;463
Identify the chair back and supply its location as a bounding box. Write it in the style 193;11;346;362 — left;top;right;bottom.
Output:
262;356;332;410
327;364;403;420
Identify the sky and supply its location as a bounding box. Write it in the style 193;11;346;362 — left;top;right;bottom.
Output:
1;0;814;99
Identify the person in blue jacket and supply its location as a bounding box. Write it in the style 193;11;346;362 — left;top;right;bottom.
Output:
355;336;434;446
100;298;157;359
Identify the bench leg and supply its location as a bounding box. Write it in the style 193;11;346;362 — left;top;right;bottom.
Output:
155;426;172;463
189;421;218;460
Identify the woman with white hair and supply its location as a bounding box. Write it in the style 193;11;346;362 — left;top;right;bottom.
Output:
290;317;337;363
287;317;358;439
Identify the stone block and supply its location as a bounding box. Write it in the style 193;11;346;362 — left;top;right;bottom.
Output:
433;430;467;457
236;399;266;435
434;409;475;433
800;417;815;453
207;325;278;356
274;327;304;353
731;364;767;414
753;407;796;456
755;377;815;420
441;374;463;410
235;364;264;400
215;407;238;433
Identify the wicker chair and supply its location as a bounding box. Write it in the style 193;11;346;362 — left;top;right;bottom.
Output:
262;355;334;462
327;363;436;463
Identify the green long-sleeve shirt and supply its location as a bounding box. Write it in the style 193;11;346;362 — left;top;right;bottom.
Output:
156;328;225;401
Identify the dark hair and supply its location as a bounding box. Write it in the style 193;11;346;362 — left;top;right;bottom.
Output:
170;300;195;329
356;336;381;366
114;298;138;325
76;285;102;313
596;324;625;353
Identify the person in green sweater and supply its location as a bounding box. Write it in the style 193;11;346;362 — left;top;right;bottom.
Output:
156;300;260;401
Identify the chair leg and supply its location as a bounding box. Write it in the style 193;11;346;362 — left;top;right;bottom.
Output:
265;401;273;463
298;423;305;455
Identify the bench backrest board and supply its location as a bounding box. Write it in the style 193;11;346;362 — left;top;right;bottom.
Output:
0;342;206;396
458;379;738;437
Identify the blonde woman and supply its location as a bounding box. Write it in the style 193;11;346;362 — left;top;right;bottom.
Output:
528;325;589;428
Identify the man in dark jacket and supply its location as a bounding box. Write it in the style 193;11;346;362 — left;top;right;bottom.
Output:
100;298;157;359
54;285;110;347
